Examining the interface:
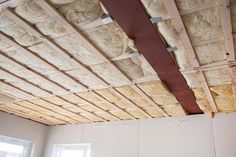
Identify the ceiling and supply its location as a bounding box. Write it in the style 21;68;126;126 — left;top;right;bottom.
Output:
0;0;235;125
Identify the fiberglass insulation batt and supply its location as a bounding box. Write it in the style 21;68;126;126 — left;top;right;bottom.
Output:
141;0;236;113
13;0;156;86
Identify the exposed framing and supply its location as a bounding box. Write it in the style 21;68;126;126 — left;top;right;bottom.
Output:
101;0;202;114
162;0;218;113
3;0;235;124
33;0;169;117
218;0;236;104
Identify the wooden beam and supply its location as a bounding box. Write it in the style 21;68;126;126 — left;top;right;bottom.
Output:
218;0;236;105
74;93;122;121
92;90;143;119
0;79;89;123
0;107;55;125
108;88;154;118
0;81;34;99
34;0;169;116
129;85;170;117
0;52;68;94
15;101;67;124
0;32;88;92
0;68;50;97
57;95;106;121
218;0;235;63
181;60;230;74
4;8;159;93
5;9;108;88
35;99;92;123
34;0;131;83
0;67;105;122
162;0;218;113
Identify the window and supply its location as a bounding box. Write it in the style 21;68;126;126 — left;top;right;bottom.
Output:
52;144;91;157
0;135;33;157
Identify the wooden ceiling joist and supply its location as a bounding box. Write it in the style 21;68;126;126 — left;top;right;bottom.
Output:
218;0;235;63
39;98;91;123
0;32;88;92
0;52;68;94
34;0;168;117
0;67;53;95
74;93;121;121
4;8;108;88
160;0;218;113
181;60;230;74
57;95;107;122
14;101;67;124
0;67;106;122
0;81;88;123
218;0;236;105
91;91;141;119
34;0;132;84
0;81;33;99
0;107;55;125
108;89;153;118
100;0;202;114
1;49;153;121
0;68;50;97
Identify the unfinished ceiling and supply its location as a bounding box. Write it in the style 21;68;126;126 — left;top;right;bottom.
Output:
0;0;235;125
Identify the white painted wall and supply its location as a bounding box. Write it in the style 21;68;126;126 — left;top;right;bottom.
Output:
0;111;48;157
44;113;236;157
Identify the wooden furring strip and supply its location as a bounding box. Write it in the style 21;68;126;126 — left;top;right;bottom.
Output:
4;9;108;88
0;52;69;94
0;32;88;92
34;0;131;83
161;0;218;113
0;67;53;95
37;98;91;123
14;101;67;124
0;68;50;97
91;91;139;119
34;0;168;117
129;85;170;117
0;107;55;125
0;81;34;99
0;67;105;122
101;0;202;114
218;0;235;63
181;60;231;74
57;95;106;121
1;80;90;123
218;0;236;105
108;88;153;118
74;93;122;121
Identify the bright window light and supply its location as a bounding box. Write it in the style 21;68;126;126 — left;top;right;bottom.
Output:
0;135;33;157
61;150;83;157
0;142;24;154
53;144;91;157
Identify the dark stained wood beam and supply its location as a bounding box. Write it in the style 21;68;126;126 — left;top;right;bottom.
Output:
101;0;203;114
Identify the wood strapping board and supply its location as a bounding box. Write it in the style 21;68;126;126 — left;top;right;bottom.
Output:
218;0;236;108
161;0;218;113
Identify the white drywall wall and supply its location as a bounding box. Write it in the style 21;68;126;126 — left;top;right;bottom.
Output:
212;113;236;157
0;111;48;157
44;113;236;157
